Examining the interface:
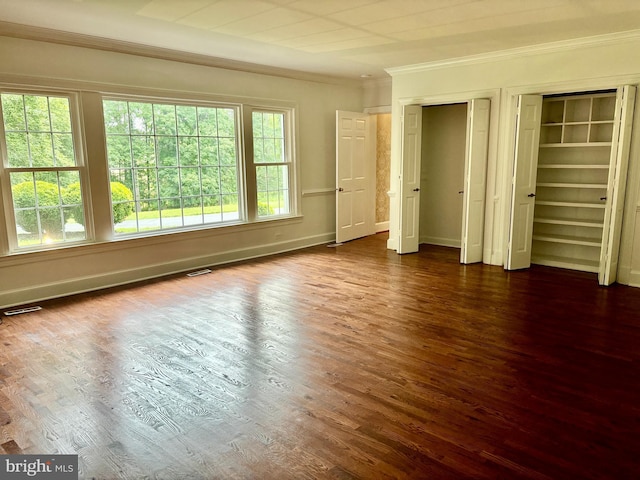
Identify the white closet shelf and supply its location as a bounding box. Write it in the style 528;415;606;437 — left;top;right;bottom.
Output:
537;164;609;169
535;200;606;209
534;217;604;228
536;182;607;189
541;120;614;126
533;234;602;247
539;142;612;148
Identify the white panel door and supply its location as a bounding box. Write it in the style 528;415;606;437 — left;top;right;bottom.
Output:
398;105;423;254
461;98;490;264
599;85;636;285
507;95;543;270
336;111;375;244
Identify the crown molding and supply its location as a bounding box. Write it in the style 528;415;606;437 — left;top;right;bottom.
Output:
386;29;640;76
0;20;363;88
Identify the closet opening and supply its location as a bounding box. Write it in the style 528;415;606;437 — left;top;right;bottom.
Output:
507;86;636;285
420;103;467;249
398;98;490;262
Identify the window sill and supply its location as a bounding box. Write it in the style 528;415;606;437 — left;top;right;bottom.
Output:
0;214;304;266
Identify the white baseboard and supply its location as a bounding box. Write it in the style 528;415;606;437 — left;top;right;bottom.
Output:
419;236;461;248
376;221;389;233
0;232;334;309
626;268;640;288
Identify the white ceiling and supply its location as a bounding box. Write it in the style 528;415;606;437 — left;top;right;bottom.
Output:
2;0;640;80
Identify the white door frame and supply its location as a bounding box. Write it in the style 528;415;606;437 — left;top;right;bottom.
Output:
394;89;500;263
501;81;638;283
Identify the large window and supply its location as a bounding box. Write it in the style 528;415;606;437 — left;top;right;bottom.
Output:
103;99;240;234
0;92;86;248
0;87;296;254
252;110;292;218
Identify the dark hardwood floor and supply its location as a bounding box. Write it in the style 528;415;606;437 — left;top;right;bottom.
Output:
1;233;639;479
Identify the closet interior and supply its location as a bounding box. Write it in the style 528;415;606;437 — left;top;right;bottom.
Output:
531;90;617;273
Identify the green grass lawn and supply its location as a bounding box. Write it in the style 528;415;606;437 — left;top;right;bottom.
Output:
125;204;239;220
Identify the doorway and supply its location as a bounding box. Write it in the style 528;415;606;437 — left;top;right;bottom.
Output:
398;99;490;263
506;86;636;285
420;103;467;248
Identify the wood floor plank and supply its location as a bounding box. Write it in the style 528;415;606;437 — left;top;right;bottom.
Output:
0;233;639;479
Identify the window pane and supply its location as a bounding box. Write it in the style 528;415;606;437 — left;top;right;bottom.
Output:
252;111;285;164
197;107;217;136
157;136;178;167
220;167;237;195
10;170;86;247
129;102;154;135
178;137;198;166
2;92;86;249
2;94;75;168
104;99;240;235
110;180;134;230
184;196;204;226
176;106;197;136
154;104;176;136
5;132;29;167
131;136;156;168
53;133;75;167
49;97;72;132
1;94;27;131
199;137;218;165
29;132;54;167
219;138;237;166
201;167;220;196
256;164;290;217
180;167;202;197
217;109;236;137
252;111;290;218
135;168;158;200
221;194;239;221
25;95;51;131
103;100;130;135
106;135;132;169
158;168;179;198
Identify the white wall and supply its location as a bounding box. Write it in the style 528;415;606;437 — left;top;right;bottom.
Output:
387;31;640;287
0;36;365;308
420;104;466;247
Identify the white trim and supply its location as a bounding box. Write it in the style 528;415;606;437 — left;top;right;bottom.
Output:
386;29;640;76
627;269;640;288
392;89;501;265
375;221;389;233
302;187;335;197
398;89;501;107
0;21;362;88
0;231;333;309
420;236;461;248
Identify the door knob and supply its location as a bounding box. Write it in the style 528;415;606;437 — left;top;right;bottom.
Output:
336;187;344;192
527;193;536;197
413;188;420;192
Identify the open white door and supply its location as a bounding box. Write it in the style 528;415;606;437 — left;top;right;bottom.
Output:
398;105;423;254
506;95;543;270
461;98;490;264
336;111;375;243
599;85;636;285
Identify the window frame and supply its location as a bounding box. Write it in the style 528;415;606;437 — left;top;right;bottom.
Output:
101;95;246;237
244;104;297;222
0;84;300;256
0;87;92;253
